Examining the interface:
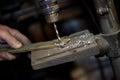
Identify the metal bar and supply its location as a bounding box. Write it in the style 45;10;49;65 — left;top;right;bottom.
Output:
31;30;106;70
0;38;70;54
32;43;100;70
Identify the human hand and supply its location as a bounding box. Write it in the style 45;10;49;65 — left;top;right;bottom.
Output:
0;24;30;61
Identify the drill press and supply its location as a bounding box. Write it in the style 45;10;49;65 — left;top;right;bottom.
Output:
39;0;62;46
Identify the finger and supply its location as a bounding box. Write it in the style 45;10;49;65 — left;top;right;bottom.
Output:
0;52;16;60
9;29;31;45
0;30;22;48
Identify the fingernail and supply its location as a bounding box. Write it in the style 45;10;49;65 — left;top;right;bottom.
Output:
6;53;16;60
14;42;22;48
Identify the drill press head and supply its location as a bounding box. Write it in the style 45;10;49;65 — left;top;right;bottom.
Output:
39;0;59;23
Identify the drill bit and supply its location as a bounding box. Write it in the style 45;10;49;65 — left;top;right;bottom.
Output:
53;23;62;46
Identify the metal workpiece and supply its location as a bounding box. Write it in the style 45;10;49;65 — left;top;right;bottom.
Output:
31;30;108;70
93;0;120;34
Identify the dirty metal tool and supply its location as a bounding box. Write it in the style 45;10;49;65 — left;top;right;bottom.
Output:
0;38;70;54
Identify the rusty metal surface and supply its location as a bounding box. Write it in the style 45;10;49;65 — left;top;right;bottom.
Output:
31;30;100;70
